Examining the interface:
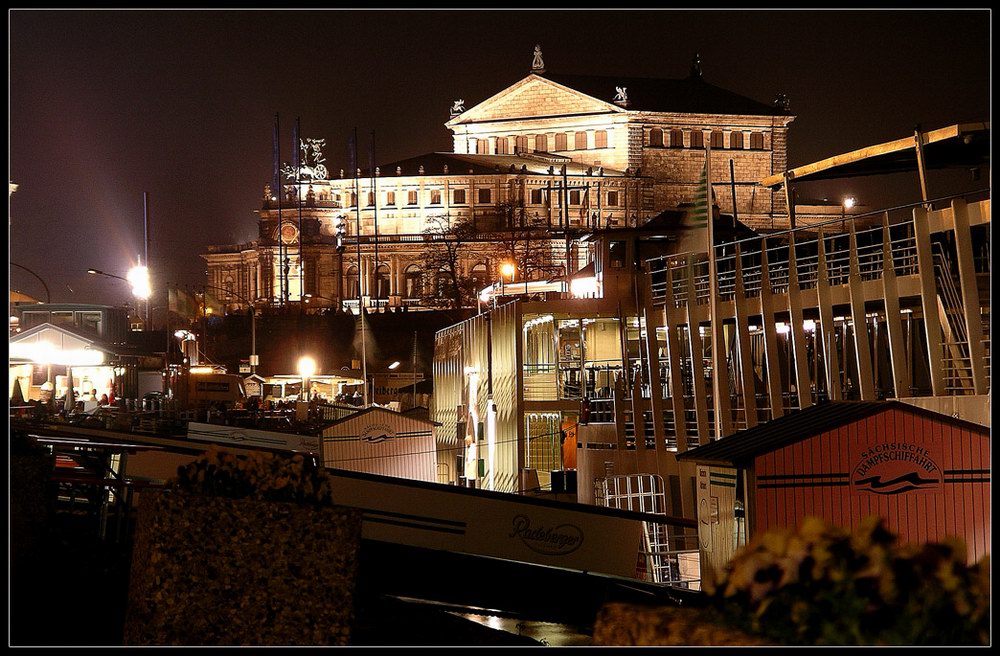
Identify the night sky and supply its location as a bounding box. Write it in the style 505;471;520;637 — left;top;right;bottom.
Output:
9;9;990;308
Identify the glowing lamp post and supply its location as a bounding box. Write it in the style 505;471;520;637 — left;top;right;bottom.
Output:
297;355;317;401
500;262;516;298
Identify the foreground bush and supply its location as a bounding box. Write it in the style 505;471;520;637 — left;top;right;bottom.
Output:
703;516;990;646
171;447;337;506
125;448;361;645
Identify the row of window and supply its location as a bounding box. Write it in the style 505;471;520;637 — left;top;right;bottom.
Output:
474;130;610;155
348;187;623;208
343;263;493;299
648;128;766;150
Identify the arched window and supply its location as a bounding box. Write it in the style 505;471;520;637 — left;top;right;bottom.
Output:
730;132;744;149
404;265;423;299
470;263;489;293
515;135;528;153
594;130;608;148
434;271;450;299
535;134;548;152
496;137;509;154
649;128;664;147
710;131;724;149
690;131;704;149
346;266;360;299
750;132;765;150
349;191;357;207
554;133;568;151
374;264;391;299
574;131;588;150
367;191;375;206
670;129;684;148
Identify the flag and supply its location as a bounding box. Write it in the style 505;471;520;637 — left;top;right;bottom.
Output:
203;288;225;317
292;117;301;180
272;113;280;194
169;286;198;320
690;146;714;253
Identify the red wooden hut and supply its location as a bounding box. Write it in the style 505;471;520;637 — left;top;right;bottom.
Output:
677;401;990;575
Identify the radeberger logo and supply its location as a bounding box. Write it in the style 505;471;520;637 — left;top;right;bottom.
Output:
851;442;942;495
508;514;583;556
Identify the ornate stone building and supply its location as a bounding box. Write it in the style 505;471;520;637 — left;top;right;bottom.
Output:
203;49;793;313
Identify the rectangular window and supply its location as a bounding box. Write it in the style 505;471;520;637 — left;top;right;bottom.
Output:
575;131;588;150
453;188;467;204
476;138;489;155
430;189;442;205
690;131;704;149
555;133;568;151
535;134;548;152
609;241;626;269
407;190;418;205
730;132;744;149
478;188;492;204
594;130;608;149
367;191;375;207
530;188;543;204
750;132;765;150
711;131;724;149
607;190;620;207
386;191;396;205
569;190;581;205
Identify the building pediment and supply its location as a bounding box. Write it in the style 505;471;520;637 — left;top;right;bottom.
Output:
446;74;623;127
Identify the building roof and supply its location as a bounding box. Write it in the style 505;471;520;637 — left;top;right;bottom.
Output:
542;72;787;117
371;152;630;178
676;400;989;466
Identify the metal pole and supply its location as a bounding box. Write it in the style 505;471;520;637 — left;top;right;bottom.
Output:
144;192;151;327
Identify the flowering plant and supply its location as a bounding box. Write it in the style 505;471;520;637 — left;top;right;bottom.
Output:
703;516;989;645
171;447;337;507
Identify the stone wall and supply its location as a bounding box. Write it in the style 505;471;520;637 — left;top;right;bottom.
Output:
124;491;362;646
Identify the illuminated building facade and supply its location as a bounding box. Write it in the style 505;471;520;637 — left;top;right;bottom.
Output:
203;48;792;313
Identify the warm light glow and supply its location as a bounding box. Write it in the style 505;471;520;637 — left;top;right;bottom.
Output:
803;319;816;333
775;322;790;334
297;356;317;378
843;196;856;210
10;341;104;366
388;361;400;370
174;329;196;341
500;262;516;280
127;265;151;299
570;276;598;298
189;366;216;374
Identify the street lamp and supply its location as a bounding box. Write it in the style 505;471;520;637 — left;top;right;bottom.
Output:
841;196;856;230
297;355;317;402
499;262;516;299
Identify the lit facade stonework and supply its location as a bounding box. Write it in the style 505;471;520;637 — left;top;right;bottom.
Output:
203;52;793;312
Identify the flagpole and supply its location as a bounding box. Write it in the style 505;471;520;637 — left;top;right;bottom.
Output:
705;144;735;439
706;143;724;439
295;117;303;303
275;113;285;307
353;127;368;407
371;131;379;302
